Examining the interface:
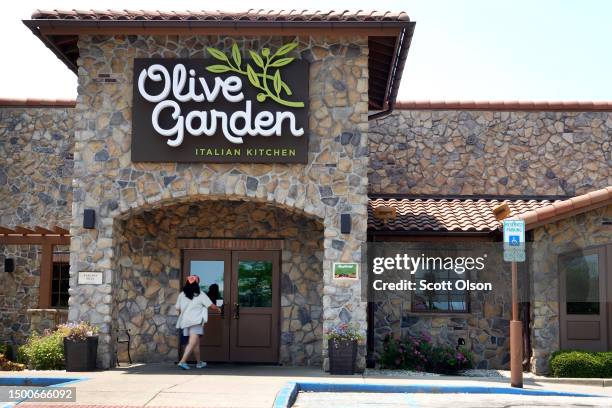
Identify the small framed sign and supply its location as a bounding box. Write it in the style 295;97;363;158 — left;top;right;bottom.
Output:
333;263;359;280
78;271;103;285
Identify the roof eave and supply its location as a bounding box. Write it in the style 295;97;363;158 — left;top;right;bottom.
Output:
498;186;612;231
23;18;413;31
23;21;78;74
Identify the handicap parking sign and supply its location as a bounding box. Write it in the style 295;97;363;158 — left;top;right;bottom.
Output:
509;235;520;246
503;219;525;262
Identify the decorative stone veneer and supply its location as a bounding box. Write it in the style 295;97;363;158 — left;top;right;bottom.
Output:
370;110;612;196
114;201;323;365
0;106;73;346
530;204;612;375
0;246;40;345
70;34;369;369
0;243;70;346
0;107;74;227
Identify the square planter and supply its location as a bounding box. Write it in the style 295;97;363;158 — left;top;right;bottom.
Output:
328;339;357;375
64;336;98;371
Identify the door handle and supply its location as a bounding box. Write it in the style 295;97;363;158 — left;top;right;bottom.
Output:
233;303;240;319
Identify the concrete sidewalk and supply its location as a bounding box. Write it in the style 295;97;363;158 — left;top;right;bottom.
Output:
3;364;612;407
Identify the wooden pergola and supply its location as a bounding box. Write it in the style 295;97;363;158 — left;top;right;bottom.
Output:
0;225;70;308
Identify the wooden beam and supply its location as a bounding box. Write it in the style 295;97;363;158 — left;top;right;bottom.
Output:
14;226;37;235
35;227;55;235
0;236;70;245
178;238;283;250
51;35;78;46
0;227;15;234
39;243;53;308
53;226;70;235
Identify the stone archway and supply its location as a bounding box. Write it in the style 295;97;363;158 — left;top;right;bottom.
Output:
113;199;324;366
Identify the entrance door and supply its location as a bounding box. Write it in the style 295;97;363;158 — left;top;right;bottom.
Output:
559;247;608;351
181;249;280;363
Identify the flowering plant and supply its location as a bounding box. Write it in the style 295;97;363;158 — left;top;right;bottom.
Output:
57;321;100;342
325;323;364;347
379;332;472;374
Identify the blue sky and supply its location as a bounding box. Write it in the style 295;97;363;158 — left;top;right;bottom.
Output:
1;0;611;101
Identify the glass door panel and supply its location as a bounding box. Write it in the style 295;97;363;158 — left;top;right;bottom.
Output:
565;253;600;315
237;260;272;307
190;260;225;306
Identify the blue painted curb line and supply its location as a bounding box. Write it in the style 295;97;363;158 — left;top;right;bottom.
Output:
1;376;88;408
273;381;603;408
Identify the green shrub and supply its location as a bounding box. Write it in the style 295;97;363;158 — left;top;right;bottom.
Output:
379;333;472;374
19;331;65;370
549;350;612;378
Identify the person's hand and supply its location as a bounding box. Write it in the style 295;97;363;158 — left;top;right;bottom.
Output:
211;304;221;313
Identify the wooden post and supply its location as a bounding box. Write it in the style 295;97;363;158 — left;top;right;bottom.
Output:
39;243;54;308
510;261;523;388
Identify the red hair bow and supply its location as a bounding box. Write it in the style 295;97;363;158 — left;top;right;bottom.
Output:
186;275;200;284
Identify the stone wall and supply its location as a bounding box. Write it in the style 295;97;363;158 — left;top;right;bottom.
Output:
114;201;323;366
369;110;611;196
69;34;369;369
0;106;74;228
530;204;612;375
0;245;40;345
0;106;73;346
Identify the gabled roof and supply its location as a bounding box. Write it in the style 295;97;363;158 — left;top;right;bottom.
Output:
515;186;612;230
23;9;415;111
0;98;75;108
394;100;612;112
369;198;556;233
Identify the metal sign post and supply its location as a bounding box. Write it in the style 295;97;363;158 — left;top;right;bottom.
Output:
503;219;525;388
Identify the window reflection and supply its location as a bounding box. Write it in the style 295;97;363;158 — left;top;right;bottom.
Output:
564;253;599;315
238;261;272;307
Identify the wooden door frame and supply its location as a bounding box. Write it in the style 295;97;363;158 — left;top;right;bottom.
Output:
178;238;283;251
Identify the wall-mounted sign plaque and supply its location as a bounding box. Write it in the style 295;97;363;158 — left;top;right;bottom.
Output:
131;43;309;163
333;262;359;280
78;271;104;285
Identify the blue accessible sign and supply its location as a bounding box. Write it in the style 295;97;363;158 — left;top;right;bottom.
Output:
503;219;525;262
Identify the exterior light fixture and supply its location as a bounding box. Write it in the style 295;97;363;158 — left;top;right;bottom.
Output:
340;214;351;234
83;209;96;229
4;258;15;273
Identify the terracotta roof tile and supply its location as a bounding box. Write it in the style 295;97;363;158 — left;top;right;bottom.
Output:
368;198;556;232
0;98;76;108
516;186;612;230
31;9;410;22
394;100;612;112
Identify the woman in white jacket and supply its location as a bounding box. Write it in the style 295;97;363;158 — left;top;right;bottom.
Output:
175;275;220;369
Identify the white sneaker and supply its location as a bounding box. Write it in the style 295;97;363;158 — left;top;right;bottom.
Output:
196;361;207;369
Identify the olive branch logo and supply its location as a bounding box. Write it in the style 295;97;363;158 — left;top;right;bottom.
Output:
206;42;304;108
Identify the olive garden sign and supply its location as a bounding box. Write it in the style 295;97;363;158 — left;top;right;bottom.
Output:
131;42;309;163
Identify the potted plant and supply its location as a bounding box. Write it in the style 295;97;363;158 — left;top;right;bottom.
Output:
59;321;100;371
326;323;364;375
